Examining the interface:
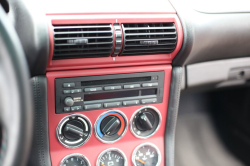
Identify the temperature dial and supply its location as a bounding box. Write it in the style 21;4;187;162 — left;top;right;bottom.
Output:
97;148;127;166
132;143;161;166
130;106;161;139
60;153;90;166
95;110;128;143
57;114;92;148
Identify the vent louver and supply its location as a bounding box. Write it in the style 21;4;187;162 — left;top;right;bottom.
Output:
53;24;114;59
120;23;177;56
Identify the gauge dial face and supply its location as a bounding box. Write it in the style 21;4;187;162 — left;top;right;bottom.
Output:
97;148;127;166
132;143;161;166
60;153;90;166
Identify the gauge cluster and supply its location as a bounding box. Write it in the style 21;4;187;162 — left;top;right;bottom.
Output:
60;143;161;166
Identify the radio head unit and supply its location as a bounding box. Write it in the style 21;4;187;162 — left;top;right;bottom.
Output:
55;71;164;114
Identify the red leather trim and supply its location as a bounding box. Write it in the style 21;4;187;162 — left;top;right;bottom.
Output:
47;65;172;166
46;14;183;71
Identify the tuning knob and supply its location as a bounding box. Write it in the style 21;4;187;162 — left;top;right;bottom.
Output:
64;97;74;106
130;106;161;139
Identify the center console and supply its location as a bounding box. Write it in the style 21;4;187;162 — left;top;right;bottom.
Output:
47;65;171;166
45;2;183;165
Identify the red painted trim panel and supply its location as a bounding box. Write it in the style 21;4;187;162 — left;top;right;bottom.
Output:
46;14;183;71
47;65;172;166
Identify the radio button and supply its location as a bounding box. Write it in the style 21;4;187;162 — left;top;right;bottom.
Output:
104;86;121;91
124;84;140;89
71;106;77;111
64;107;70;112
123;100;140;106
84;104;102;110
104;102;121;108
71;106;82;111
141;98;157;104
84;87;102;92
63;90;71;94
63;83;75;88
70;89;82;94
142;82;158;87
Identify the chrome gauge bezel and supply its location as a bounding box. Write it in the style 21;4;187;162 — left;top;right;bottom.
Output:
56;113;92;149
94;110;128;144
130;106;162;139
60;153;91;166
96;148;128;166
132;142;161;166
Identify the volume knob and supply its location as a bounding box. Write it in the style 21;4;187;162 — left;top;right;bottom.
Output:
64;97;74;107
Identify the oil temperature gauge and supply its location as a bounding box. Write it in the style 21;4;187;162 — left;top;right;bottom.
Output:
132;143;161;166
60;153;90;166
97;148;127;166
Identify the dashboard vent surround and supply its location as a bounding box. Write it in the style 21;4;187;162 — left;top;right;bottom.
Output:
52;24;114;59
121;23;177;56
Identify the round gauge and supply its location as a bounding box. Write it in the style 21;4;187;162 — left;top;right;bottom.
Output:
132;143;161;166
60;153;91;166
97;148;127;166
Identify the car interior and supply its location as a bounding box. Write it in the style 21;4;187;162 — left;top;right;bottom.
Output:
1;0;250;166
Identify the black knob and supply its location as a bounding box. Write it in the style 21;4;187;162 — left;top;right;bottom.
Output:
62;120;84;140
100;116;121;136
135;112;155;131
64;97;74;106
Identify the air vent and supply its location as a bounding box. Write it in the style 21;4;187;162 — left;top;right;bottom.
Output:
53;24;114;59
121;23;177;56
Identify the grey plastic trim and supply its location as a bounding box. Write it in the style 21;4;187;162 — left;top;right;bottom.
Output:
165;67;183;166
191;0;250;14
170;0;250;66
187;57;250;87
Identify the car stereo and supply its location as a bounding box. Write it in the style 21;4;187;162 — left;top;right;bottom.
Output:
55;71;164;114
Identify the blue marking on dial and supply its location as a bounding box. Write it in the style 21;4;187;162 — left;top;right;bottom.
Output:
97;112;123;138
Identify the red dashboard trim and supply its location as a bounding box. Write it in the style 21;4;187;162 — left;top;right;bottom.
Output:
46;14;183;71
47;65;172;166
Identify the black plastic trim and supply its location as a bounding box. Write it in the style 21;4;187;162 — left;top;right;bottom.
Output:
27;76;51;166
165;67;183;166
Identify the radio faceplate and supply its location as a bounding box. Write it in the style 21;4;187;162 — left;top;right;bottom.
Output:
55;71;164;114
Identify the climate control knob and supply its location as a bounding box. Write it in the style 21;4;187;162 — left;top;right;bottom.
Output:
136;112;154;131
64;97;74;107
130;106;161;139
95;110;128;143
56;114;92;148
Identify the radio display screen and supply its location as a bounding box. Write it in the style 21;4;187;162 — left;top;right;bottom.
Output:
81;76;151;86
84;90;140;101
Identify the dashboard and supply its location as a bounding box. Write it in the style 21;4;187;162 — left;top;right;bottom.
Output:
4;0;250;166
